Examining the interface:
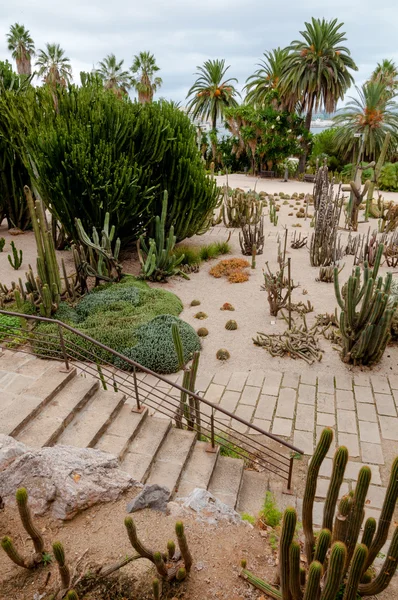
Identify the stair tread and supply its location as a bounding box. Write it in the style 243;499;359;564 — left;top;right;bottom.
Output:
236;469;270;515
0;365;76;436
56;389;125;448
121;417;171;482
146;428;196;496
95;403;147;458
176;441;219;498
17;377;99;447
208;455;244;509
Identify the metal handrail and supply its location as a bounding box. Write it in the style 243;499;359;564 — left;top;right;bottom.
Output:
0;309;304;489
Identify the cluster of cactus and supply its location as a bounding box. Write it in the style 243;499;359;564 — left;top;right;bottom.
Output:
317;264;344;284
291;232;307;249
241;428;398;599
138;191;187;281
335;244;396;365
125;517;192;586
310;164;345;267
7;241;23;270
269;197;278;226
239;217;265;256
342;176;372;231
222;187;263;228
74;210;122;288
262;262;298;317
0;237;5;252
172;323;201;433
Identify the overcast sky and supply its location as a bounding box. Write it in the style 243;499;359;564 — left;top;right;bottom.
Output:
1;0;397;106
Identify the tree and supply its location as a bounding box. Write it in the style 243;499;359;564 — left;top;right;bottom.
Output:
333;81;398;160
35;43;72;87
130;51;162;103
280;17;357;172
370;59;398;101
96;54;131;95
6;23;35;76
244;48;289;107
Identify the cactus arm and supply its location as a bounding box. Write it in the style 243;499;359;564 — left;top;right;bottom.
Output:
124;517;155;563
334;268;345;310
314;529;332;565
1;536;30;568
52;541;71;588
359;526;398;596
344;466;372;570
303;561;322;600
175;521;192;573
153;551;168;578
320;542;347;600
240;569;282;599
280;507;297;600
289;541;302;600
361;517;376;550
322;446;349;531
342;544;368;600
303;428;333;564
15;487;44;555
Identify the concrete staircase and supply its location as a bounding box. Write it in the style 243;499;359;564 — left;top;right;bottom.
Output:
0;352;271;513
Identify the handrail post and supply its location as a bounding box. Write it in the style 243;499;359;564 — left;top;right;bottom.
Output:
57;324;70;371
131;365;145;413
206;407;217;453
287;456;294;491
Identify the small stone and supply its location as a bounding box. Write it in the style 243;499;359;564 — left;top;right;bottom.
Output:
126;483;170;513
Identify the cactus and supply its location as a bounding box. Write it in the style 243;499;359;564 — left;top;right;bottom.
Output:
52;541;71;588
1;536;30;568
15;487;44;555
314;529;331;565
8;241;23;270
289;541;301;600
361;517;376;550
344;466;372;569
239;218;265;256
280;508;297;599
343;544;368;600
197;327;209;337
175;521;192;573
332;495;352;544
322;446;349;531
167;540;176;559
66;591;79;600
216;348;230;360
303;428;333;563
359;525;398;596
176;567;187;581
303;561;322;600
225;320;238;330
194;311;207;319
220;302;234;311
222;187;263;228
172;323;200;431
152;578;161;600
320;542;347;600
269;197;279;226
0;237;5;252
240;567;282;599
125;517;155;562
154;551;168;578
334;243;396;365
138;191;186;281
190;299;201;306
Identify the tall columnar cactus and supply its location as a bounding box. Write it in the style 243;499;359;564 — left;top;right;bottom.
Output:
7;241;23;270
334;243;396;365
239;217;265;256
152;578;161;600
175;521;193;573
52;541;71;588
15;487;44;555
240;429;398;600
138;190;186;281
322;446;348;531
172;323;200;433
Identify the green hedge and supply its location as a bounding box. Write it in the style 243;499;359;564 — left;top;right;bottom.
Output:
379;163;398;192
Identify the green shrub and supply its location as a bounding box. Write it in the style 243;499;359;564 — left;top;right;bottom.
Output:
379;162;398;192
117;315;201;374
241;513;256;525
173;246;201;266
260;492;282;528
0;313;22;343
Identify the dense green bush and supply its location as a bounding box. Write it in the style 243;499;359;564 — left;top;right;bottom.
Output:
308;127;346;172
379;162;398;191
0;78;219;244
32;277;198;373
117;315;201;374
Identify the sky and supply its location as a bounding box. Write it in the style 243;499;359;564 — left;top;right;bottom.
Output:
1;0;397;107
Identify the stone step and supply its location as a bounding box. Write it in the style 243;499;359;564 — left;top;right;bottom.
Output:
16;377;100;447
95;403;148;460
208;455;245;509
146;428;197;498
56;389;126;448
236;469;270;516
121;417;172;482
176;441;219;498
0;365;77;437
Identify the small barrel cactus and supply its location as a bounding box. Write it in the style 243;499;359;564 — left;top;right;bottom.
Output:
197;327;209;337
220;302;234;311
225;320;238;330
216;348;230;360
194;311;207;319
190;299;201;306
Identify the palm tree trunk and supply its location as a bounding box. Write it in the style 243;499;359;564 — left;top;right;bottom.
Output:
298;95;315;174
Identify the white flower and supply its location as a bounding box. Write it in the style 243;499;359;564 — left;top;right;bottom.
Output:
276;116;280;121
271;125;275;129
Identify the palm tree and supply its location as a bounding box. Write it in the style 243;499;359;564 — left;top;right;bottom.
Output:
186;59;239;132
280;18;357;171
130;51;162;103
333;81;398;160
370;59;398;100
96;54;131;94
244;48;289;106
35;43;72;87
6;23;35;76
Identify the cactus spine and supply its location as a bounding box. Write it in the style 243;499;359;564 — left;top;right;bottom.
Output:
322;446;349;531
319;542;347;600
359;526;398;596
314;529;331;565
303;428;333;564
279;507;297;600
343;544;368;600
7;241;23;270
52;541;71;588
303;561;322;600
15;487;44;555
175;521;192;573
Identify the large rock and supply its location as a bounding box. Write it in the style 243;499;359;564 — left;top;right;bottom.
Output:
171;488;243;525
126;483;169;513
0;434;27;471
0;436;136;520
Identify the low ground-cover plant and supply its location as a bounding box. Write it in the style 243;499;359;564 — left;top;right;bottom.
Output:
33;276;200;373
210;258;250;283
173;240;231;267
